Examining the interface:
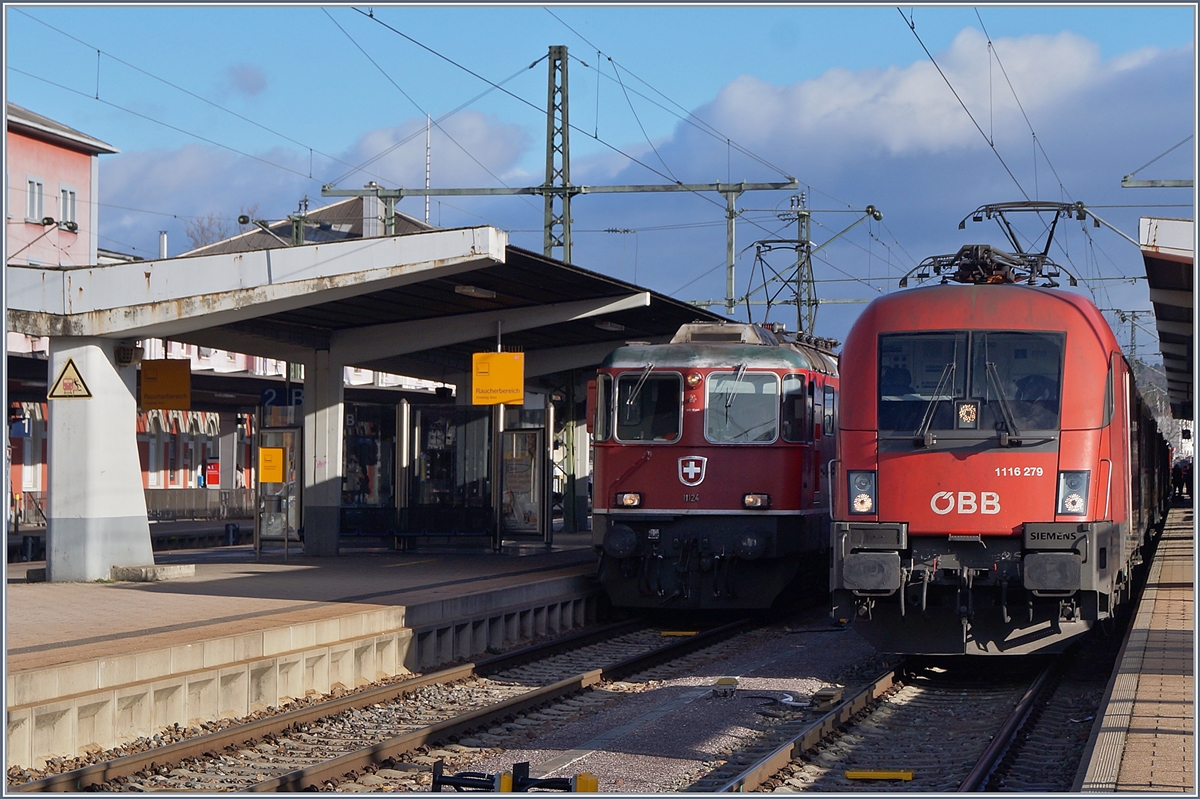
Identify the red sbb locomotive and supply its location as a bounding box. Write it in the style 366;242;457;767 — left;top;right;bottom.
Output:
831;245;1171;655
590;322;838;609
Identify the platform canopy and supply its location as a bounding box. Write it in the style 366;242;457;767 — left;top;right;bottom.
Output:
8;225;732;574
7;226;726;382
1139;217;1194;421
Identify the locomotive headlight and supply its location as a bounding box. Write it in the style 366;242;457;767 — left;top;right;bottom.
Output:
848;470;877;515
743;493;771;509
615;492;643;508
1056;471;1090;516
686;372;703;388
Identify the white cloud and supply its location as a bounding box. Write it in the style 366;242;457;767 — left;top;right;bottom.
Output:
335;110;531;188
97;110;534;256
96;26;1192;341
693;29;1111;160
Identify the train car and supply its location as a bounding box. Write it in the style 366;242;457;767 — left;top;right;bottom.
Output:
590;321;839;609
830;245;1171;655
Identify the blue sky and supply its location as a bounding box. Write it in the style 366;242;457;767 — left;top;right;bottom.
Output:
4;3;1196;349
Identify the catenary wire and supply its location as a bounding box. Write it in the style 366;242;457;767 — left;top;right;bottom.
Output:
8;67;316;181
974;8;1071;198
324;8;542;218
1124;135;1194;177
352;7;746;221
11;8;381;184
898;7;1030;201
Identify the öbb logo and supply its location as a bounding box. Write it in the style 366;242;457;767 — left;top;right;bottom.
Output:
930;491;1001;515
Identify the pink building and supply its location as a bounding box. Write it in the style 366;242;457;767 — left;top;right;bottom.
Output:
7;104;117;528
6;102;117;269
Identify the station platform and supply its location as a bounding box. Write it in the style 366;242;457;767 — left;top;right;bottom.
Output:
5;532;601;770
1077;501;1194;793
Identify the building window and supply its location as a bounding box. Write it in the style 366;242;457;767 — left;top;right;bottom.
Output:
59;187;77;226
22;427;39;491
148;436;161;487
26;177;44;222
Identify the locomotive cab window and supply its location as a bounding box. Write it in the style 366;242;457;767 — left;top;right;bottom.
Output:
615;371;682;442
781;374;807;442
878;331;1063;436
706;370;780;443
594;374;612;442
823;386;836;436
969;332;1063;432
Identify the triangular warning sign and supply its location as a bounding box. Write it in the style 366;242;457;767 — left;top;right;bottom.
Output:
48;358;93;399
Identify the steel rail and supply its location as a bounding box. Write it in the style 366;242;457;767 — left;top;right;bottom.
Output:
7;619;643;793
245;669;605;792
707;664;901;793
957;656;1063;792
244;617;757;791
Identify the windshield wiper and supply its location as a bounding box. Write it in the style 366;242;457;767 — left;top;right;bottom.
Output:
725;363;748;409
625;362;655;407
915;362;955;447
985;361;1022;446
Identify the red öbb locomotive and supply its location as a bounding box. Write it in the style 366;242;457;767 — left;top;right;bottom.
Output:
591;322;838;609
831;245;1170;654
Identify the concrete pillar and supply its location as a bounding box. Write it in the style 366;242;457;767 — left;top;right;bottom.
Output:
46;337;154;581
302;349;343;556
218;413;237;490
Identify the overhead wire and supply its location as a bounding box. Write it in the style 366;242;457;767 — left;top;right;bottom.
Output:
546;7;793;179
904;8;1144;296
325;8;542;219
326;62;541;186
12;8;389;184
9;67;316;181
351;6;753;223
973;8;1071;199
546;7;919;307
898;7;1029;201
1124;135;1194;178
607;57;681;183
350;4;918;303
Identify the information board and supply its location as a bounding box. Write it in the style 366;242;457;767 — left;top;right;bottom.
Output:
472;352;524;405
259;447;285;484
140;360;191;410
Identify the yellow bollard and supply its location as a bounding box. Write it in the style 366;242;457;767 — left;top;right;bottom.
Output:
573;772;599;792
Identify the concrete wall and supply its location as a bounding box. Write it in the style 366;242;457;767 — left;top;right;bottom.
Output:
6;576;599;769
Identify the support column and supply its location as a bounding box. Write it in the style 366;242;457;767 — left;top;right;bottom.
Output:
302;349;343;556
218;413;237;490
46;337;153;581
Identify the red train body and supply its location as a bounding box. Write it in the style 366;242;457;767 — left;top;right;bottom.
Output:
831;273;1170;654
591;322;838;609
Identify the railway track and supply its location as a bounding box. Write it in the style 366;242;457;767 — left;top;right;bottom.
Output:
682;655;1064;793
9;617;757;793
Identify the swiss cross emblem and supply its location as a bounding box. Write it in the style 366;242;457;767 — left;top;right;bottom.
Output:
678;456;707;487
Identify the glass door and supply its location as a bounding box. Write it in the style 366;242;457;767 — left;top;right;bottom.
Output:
256;426;301;558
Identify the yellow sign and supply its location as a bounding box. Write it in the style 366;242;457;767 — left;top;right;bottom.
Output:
472;352;524;405
260;447;285;483
140;359;191;410
48;358;92;399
